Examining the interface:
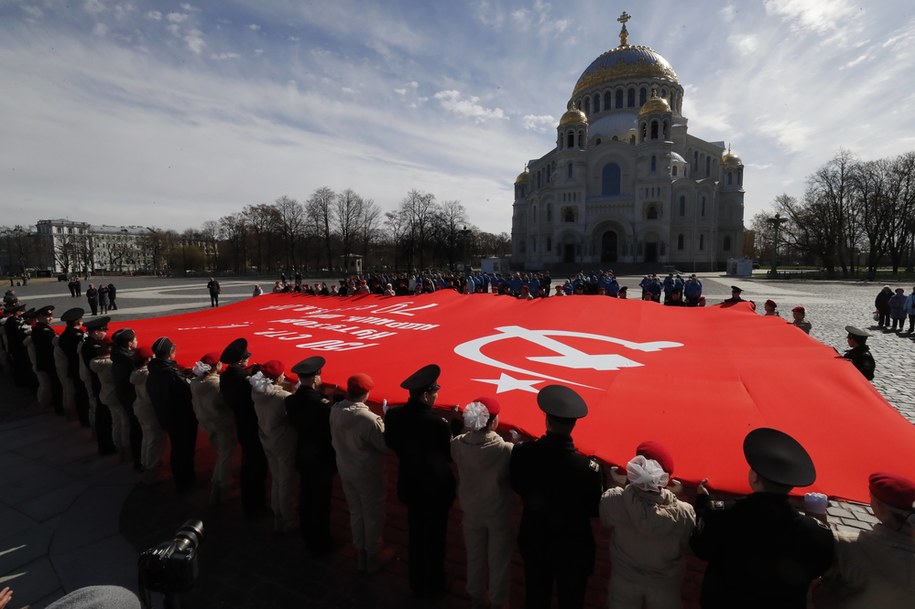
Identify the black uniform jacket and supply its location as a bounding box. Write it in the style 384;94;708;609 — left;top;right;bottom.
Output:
690;492;835;609
509;431;603;572
384;397;455;508
843;345;875;381
220;364;258;437
58;326;84;379
146;357;196;432
111;346;136;410
285;385;336;472
31;322;56;372
80;336;104;396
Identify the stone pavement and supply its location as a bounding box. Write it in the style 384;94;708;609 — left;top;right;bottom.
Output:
2;273;912;607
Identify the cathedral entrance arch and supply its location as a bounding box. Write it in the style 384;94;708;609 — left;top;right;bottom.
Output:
644;242;658;263
563;244;575;263
601;231;618;263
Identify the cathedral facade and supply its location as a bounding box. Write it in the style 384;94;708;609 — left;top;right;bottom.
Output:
511;15;745;271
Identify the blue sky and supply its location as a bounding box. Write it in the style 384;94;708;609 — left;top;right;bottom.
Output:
2;0;914;235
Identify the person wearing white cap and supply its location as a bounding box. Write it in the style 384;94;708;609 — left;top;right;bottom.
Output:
329;373;393;573
451;397;515;609
130;345;166;485
190;352;236;504
600;441;695;609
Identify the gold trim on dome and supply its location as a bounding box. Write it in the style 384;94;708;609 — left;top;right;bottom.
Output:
573;50;678;97
559;106;588;127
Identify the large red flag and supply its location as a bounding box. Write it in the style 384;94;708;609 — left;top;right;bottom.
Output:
112;291;915;503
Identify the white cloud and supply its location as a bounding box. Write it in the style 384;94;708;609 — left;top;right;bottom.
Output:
720;5;738;23
180;3;198;11
21;5;44;19
727;34;758;56
92;22;108;37
341;87;355;95
185;29;205;54
254;48;264;56
211;52;240;61
146;11;162;21
288;36;300;42
434;90;506;123
167;12;189;24
521;114;554;132
763;0;858;35
509;0;568;35
249;24;261;31
83;0;105;15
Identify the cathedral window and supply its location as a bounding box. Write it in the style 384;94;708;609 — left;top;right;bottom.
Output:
532;236;537;252
601;163;622;196
701;196;706;217
532;205;537;222
604;91;612;109
567;131;575;149
547;204;552;221
647;206;658;220
672;165;678;177
639;87;647;106
661;88;668;98
723;236;731;251
738;168;743;185
651;120;659;140
520;240;526;253
584;98;591;116
547;237;552;252
693;151;699;168
616;88;624;108
651;156;657;173
593;93;600;113
727;172;733;185
663;120;669;138
563;207;576;223
567;162;573;178
627;87;635;107
641;122;647;140
699;234;705;250
578;131;584;148
679;195;686;216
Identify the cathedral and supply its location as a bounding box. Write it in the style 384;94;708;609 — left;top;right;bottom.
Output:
511;13;745;272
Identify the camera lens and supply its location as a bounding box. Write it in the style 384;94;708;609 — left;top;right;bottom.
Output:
174;519;204;552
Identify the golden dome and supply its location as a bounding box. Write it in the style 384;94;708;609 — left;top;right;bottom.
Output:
639;94;671;116
515;169;530;184
722;145;743;167
559;104;588;127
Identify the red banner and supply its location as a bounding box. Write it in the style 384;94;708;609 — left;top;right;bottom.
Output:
111;291;915;503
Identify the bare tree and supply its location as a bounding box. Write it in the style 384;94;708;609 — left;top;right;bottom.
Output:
358;198;383;268
399;189;439;270
437;200;468;270
306;187;336;272
201;220;221;271
218;214;249;274
273;196;306;272
334;189;364;272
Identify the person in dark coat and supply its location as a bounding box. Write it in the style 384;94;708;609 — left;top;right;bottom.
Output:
146;336;198;492
842;326;875;381
111;328;142;469
4;303;34;390
690;427;835;609
721;285;746;306
383;364;456;599
107;283;117;310
285;356;338;554
59;308;90;427
81;316;115;454
510;385;603;609
32;305;63;414
206;277;220;308
86;284;98;316
219;338;268;517
874;286;892;328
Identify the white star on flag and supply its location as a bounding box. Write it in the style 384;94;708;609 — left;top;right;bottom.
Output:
473;373;544;394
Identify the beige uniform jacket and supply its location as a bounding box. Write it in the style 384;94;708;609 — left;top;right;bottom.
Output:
190;374;234;436
90;356;120;410
450;430;514;522
329;399;387;482
252;384;295;457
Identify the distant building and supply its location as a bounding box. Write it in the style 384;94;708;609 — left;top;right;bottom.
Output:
511;13;745;271
37;219;150;274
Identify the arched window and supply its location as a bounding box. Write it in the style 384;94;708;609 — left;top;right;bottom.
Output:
738;168;743;185
532;205;537;222
616;88;624;108
699;234;705;250
547;237;552;252
639;87;647;106
578;131;584;148
627;87;635;107
567;162;573;178
701;196;706;216
567;131;574;148
563;207;576;222
661;88;668;98
672;165;678;177
679;195;686;216
641;122;647;140
584;97;591;115
706;157;711;177
651;156;657;173
723;236;731;251
647;206;658;220
694;151;699;168
727;172;733;185
651;120;659;140
604;91;612;109
677;234;684;250
601;163;621;196
663;120;669;138
546;204;552;221
593;93;600;113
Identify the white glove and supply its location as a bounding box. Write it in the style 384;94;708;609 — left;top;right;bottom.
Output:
804;492;829;515
382;399;389;414
509;429;520;442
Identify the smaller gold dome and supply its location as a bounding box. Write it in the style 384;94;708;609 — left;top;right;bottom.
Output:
515;169;530;184
559;104;588;127
639;94;671;117
722;146;743;167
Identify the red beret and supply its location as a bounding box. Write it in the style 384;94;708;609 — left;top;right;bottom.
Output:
765;299;777;308
260;360;285;380
792;306;805;313
347;373;375;395
473;396;501;416
637;440;674;476
869;472;915;511
136;345;154;361
200;352;221;367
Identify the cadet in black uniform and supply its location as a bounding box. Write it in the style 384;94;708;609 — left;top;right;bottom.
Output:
285;356;338;554
59;308;90;427
146;336;198;492
384;364;455;599
842;325;875;381
4;303;32;389
32;305;63;415
690;427;835;609
510;385;603;609
111;328;142;469
82;316;116;455
220;338;268;517
721;285;746;306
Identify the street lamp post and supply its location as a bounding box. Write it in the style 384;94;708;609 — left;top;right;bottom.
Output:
766;213;788;277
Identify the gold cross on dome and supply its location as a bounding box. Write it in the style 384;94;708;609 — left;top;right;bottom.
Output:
617;11;631;46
